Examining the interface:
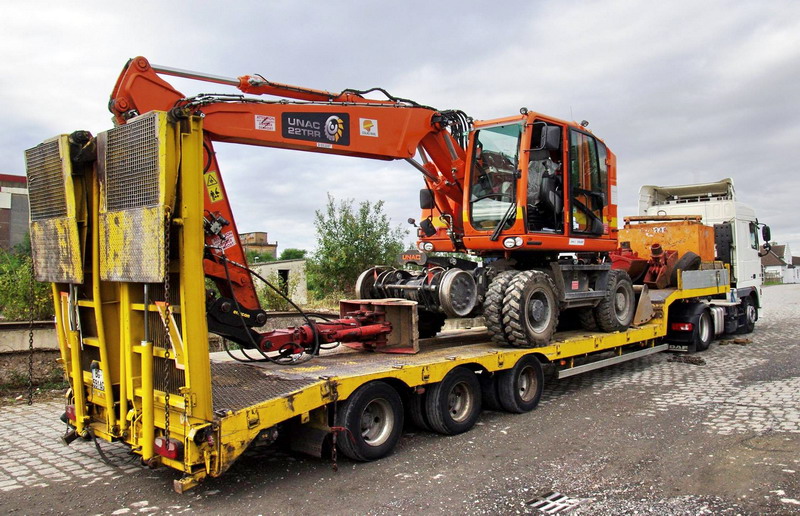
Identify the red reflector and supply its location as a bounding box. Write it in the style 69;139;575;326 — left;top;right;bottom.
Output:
154;436;183;460
671;322;693;332
65;404;76;421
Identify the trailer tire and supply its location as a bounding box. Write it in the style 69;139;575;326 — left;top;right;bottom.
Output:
407;391;430;431
594;270;635;332
335;381;404;461
497;355;544;413
425;367;482;435
670;251;701;287
577;307;599;331
736;295;757;334
484;271;518;346
502;270;559;347
694;310;713;352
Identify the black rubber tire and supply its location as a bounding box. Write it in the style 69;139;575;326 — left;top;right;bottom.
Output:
406;390;430;430
736;295;757;334
496;355;544;413
594;270;635;332
502;270;559;347
576;307;599;331
483;271;518;346
670;251;701;287
694;310;713;352
480;374;503;412
424;367;482;435
335;381;404;461
418;310;446;339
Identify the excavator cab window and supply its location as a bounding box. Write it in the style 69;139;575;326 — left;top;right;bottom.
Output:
526;122;564;233
469;123;522;230
568;130;607;235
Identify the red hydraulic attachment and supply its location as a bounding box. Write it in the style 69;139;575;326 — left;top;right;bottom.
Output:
258;310;392;355
642;243;678;289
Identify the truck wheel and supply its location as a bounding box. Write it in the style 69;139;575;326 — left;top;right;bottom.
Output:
335;381;404;461
736;295;757;334
484;271;518;346
576;308;598;331
670;251;701;287
425;367;482;435
694;310;713;352
595;270;635;332
406;391;430;431
503;271;559;347
496;355;544;413
418;310;446;339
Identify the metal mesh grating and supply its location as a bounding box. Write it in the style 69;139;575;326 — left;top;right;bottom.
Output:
25;139;68;220
105;112;161;210
211;362;321;413
154;356;186;395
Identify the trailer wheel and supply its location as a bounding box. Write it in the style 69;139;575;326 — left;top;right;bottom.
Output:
576;308;599;331
694;310;713;352
484;271;518;346
425;367;482;435
594;270;635;332
736;295;757;334
335;381;404;461
503;270;559;347
406;391;430;431
496;355;544;413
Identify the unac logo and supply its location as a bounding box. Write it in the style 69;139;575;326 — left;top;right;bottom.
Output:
325;116;344;142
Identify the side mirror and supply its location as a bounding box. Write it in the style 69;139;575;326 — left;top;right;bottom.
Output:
530;123;562;152
419;218;437;237
761;225;771;242
420;189;435;210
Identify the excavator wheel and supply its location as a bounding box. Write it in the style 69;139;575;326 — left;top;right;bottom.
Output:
502;270;559;348
483;271;519;346
594;270;635;332
576;307;599;331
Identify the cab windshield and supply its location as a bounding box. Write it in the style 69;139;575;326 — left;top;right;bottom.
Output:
469;123;522;230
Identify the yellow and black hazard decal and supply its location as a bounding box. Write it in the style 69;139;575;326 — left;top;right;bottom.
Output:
204;172;224;203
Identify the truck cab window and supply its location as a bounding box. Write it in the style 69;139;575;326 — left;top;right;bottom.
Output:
749;222;759;250
569;130;606;235
469;123;522;230
526;122;564;233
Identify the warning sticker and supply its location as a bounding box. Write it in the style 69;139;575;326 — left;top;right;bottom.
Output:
255;115;276;131
211;230;236;251
204;172;225;203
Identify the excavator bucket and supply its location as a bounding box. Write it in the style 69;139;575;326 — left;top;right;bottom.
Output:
632;285;654;326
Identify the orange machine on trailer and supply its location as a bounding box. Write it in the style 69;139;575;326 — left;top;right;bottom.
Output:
104;57;628;353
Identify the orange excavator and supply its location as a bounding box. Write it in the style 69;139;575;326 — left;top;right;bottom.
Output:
97;57;632;354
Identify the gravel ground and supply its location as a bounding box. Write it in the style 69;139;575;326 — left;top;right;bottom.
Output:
0;284;798;514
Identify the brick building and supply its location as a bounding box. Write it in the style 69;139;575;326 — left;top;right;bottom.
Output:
0;174;29;250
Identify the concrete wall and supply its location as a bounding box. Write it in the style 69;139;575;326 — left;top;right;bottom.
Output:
253;259;308;305
0;323;58;353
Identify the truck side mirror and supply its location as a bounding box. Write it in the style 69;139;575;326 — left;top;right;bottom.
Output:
420;189;435;210
419;218;437;237
761;225;771;242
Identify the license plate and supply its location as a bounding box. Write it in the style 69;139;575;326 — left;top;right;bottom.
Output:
92;368;105;391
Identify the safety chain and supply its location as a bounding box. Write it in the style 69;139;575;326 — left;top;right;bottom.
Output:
162;209;172;440
27;258;35;405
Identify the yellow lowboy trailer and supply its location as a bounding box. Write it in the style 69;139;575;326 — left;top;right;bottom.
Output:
25;112;731;492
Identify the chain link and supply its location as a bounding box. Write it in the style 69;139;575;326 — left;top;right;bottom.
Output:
27;257;35;406
162;209;172;440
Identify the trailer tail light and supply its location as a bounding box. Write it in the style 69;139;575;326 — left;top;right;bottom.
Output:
671;322;693;332
154;437;184;460
65;404;77;421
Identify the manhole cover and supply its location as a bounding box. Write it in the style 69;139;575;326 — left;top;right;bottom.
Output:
526;491;589;513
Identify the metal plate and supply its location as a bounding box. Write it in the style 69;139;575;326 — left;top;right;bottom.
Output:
24;136;83;283
99;206;165;282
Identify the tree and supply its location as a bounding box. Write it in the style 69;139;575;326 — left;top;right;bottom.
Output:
309;194;407;297
279;248;307;260
0;236;54;321
245;249;276;264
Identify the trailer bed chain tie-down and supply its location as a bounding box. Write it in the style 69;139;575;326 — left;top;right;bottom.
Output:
163;209;172;442
27;257;35;405
329;382;343;472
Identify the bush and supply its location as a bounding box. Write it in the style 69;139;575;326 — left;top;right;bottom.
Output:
0;247;53;321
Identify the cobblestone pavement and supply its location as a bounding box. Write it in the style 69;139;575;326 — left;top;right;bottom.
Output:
0;285;798;514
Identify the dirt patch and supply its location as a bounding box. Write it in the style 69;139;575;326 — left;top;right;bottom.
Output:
0;350;67;406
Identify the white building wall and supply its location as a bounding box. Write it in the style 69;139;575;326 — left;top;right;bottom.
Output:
253;259;308;305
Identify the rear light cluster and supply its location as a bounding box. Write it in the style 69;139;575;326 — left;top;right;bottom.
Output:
65;404;77;421
671;322;693;332
154;436;184;460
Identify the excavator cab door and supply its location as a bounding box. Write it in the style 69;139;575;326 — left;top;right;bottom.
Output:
568;130;608;237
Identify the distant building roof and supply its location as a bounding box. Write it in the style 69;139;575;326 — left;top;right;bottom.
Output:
761;249;787;267
0;174;26;184
793;256;800;266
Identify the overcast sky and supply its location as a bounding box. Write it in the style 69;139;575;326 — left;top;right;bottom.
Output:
3;1;799;256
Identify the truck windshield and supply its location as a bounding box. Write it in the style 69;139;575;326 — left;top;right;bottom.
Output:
469;123;522;230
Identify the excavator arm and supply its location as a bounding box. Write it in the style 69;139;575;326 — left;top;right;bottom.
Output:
108;57;469;348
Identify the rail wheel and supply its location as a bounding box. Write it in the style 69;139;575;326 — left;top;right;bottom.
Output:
483;271;518;346
425;367;482;435
335;381;404;461
496;355;544;413
502;270;559;347
418;310;446;339
595;270;635;332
